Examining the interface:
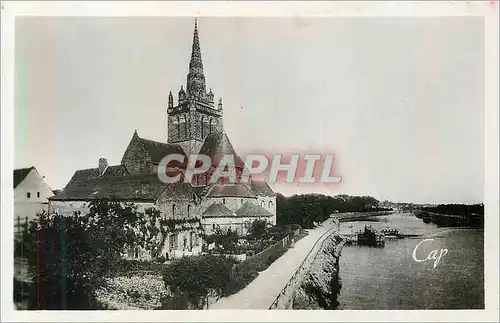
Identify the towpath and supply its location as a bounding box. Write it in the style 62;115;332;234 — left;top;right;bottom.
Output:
210;219;337;309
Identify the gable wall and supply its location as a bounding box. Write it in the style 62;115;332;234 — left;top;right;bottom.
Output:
121;135;153;175
14;169;54;221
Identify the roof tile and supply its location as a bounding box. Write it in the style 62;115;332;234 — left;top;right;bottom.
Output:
235;202;274;218
250;180;276;197
13;167;35;188
206;184;256;198
199;132;245;168
202;202;235;218
51;166;194;202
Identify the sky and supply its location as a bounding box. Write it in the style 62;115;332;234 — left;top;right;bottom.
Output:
14;17;485;204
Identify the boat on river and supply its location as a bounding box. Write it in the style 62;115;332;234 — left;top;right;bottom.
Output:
357;225;385;247
381;228;399;238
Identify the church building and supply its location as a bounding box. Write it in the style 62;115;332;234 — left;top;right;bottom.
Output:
49;20;276;259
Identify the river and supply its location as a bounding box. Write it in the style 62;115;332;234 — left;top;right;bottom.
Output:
337;212;484;309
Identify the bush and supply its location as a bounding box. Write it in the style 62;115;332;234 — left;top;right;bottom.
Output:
223;265;258;296
248;220;268;239
162;255;238;309
202;228;238;254
19;200;164;309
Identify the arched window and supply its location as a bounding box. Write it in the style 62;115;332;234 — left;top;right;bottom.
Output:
268;201;273;208
179;115;187;139
209;118;213;134
202;116;209;139
187;204;191;218
223;198;226;204
241;199;243;205
172;204;176;218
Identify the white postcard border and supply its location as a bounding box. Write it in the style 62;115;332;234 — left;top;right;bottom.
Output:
1;1;498;322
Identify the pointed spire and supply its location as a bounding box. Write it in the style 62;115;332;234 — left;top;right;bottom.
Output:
168;91;173;108
186;18;206;100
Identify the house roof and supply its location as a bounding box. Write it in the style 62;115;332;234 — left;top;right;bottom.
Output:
103;164;130;177
235;201;274;218
202;202;235;218
199;132;245;168
138;136;186;164
50;168;195;202
13;167;35;188
206;183;256;198
250;180;276;197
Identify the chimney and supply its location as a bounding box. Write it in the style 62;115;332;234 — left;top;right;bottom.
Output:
99;158;108;175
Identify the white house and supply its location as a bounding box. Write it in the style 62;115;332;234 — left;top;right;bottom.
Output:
14;166;54;222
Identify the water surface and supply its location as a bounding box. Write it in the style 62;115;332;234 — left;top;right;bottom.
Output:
338;213;484;309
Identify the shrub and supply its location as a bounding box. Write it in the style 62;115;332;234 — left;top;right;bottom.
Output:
223;265;258;296
202;228;238;254
162;255;238;309
248;220;268;239
20;200;165;309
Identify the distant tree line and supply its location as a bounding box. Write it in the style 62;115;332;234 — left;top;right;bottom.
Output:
421;203;484;217
276;193;391;228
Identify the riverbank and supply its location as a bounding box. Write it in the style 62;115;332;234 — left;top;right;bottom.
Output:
210;220;338;309
337;211;394;222
337;213;484;309
292;233;345;309
416;211;484;228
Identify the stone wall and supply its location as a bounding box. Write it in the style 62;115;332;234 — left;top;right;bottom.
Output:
167;101;223;149
48;200;155;217
201;215;274;236
14;202;49;223
49;199;203;260
268;226;344;310
156;197;198;220
121;133;153;175
256;196;277;225
291;236;345;309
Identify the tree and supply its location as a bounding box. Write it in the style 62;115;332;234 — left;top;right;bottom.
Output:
20;199;162;309
276;193;382;227
248;220;268;239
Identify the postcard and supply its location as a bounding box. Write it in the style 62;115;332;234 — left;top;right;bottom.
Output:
2;1;498;322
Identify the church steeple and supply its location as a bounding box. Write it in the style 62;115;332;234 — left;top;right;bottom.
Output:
186;18;207;100
167;18;223;155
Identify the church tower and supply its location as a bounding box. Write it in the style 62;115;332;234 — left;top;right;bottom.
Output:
167;19;224;156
